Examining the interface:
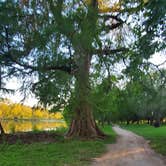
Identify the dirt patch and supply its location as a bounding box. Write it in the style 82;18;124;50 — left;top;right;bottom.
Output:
92;126;166;166
0;131;61;144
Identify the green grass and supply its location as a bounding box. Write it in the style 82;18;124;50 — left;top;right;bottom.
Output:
0;125;116;166
122;124;166;155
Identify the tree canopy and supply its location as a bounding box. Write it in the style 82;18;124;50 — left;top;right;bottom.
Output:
0;0;165;138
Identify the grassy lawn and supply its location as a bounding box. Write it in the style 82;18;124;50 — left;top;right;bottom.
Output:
122;124;166;155
0;125;116;166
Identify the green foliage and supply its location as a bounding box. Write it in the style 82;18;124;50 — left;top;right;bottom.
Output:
92;69;166;125
62;106;74;126
33;71;72;108
62;92;77;125
91;77;121;125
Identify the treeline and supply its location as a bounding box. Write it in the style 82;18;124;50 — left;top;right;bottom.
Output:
92;70;166;127
0;99;63;120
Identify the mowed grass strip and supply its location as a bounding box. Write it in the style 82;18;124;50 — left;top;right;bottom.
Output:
122;124;166;155
0;125;116;166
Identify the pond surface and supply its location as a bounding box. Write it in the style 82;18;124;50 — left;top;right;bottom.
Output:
1;119;66;133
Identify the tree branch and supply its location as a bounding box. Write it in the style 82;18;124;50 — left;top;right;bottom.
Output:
105;22;123;30
157;60;166;67
142;61;166;84
3;25;76;75
8;54;75;74
93;47;129;55
99;14;124;31
0;87;14;93
99;14;124;23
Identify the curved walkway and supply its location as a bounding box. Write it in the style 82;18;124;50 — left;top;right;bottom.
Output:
92;126;166;166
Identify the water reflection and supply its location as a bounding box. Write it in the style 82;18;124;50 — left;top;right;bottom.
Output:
1;120;66;133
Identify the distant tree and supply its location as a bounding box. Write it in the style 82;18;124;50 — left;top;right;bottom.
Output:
144;70;166;127
117;69;166;126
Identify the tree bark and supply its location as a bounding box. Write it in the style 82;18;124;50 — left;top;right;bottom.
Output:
0;121;4;135
65;54;106;139
65;106;106;139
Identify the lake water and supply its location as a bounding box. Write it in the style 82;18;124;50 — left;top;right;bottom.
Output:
1;119;67;133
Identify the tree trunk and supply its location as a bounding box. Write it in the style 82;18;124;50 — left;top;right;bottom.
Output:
153;112;161;127
150;118;153;125
127;120;130;125
0;121;4;135
65;105;106;139
147;118;150;124
65;54;106;139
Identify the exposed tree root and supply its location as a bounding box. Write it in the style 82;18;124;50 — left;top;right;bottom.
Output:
65;108;107;139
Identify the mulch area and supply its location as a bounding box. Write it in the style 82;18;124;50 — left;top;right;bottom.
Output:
0;132;61;144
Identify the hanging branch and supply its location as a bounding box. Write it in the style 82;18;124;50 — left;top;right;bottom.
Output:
3;25;77;75
93;47;129;55
99;15;124;23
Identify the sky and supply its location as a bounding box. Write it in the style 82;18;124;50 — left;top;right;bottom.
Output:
3;52;166;107
3;77;38;107
149;52;166;67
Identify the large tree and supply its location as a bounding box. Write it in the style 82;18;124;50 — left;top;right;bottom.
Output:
0;0;165;138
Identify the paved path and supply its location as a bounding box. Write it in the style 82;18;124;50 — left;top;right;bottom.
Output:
92;126;166;166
